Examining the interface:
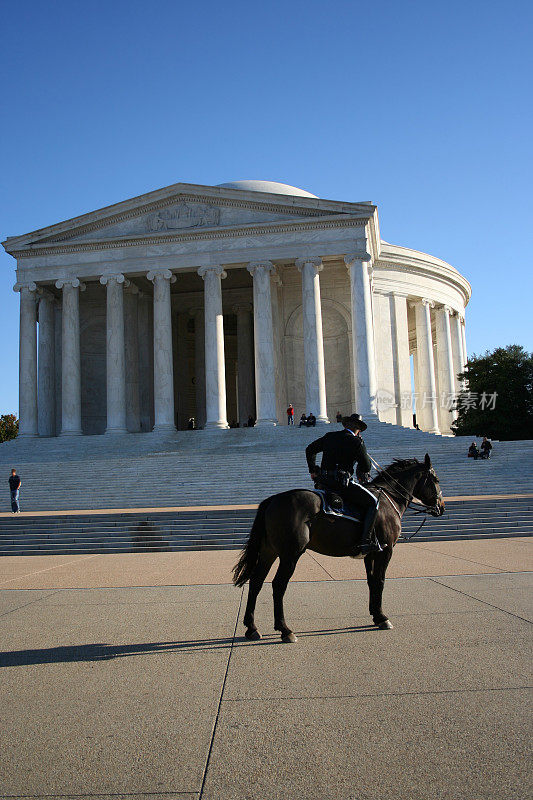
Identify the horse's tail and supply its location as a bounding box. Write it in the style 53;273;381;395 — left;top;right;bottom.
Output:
232;497;270;587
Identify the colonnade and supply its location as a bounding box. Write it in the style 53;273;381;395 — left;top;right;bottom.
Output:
14;258;467;437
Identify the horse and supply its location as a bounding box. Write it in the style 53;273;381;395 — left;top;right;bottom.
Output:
233;453;444;643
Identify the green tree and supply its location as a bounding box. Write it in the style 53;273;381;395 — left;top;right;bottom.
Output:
452;345;533;440
0;414;19;443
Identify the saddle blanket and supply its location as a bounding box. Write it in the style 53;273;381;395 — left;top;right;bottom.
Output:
313;489;363;524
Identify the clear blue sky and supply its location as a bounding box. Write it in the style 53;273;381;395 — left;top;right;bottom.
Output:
1;0;531;415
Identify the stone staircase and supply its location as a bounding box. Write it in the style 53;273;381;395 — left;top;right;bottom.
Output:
0;497;530;556
0;420;531;555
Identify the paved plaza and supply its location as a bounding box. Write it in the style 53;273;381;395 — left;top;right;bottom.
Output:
0;539;531;800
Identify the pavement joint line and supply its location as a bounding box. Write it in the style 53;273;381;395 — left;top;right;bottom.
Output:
198;586;244;800
0;590;61;619
430;577;533;624
0;571;531;592
0;554;100;586
305;551;337;579
220;685;533;703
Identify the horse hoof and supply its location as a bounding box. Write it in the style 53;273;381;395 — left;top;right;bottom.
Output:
245;629;262;640
378;620;394;630
281;632;298;643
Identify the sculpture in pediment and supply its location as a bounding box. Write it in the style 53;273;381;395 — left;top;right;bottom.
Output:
147;202;220;232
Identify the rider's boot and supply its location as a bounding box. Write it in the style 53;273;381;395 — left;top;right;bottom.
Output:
358;504;382;555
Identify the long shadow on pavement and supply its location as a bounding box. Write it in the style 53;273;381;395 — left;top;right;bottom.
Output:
0;625;378;666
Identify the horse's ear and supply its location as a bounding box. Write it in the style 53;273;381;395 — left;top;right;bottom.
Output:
424;453;432;469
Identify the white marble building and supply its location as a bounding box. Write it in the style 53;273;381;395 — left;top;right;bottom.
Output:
3;180;471;438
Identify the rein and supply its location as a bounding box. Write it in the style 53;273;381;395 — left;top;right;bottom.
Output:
367;455;438;540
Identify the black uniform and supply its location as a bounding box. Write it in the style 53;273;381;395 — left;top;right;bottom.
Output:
306;429;376;517
306;429;371;478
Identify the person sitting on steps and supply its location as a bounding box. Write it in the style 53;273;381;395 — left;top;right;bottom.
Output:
468;442;479;460
480;437;493;459
305;413;381;555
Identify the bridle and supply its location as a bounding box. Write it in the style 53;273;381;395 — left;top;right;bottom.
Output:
367;456;443;538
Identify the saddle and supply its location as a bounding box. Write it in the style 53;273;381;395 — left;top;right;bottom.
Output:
313;488;363;524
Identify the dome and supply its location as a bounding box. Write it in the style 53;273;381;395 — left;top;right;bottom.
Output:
217;180;317;198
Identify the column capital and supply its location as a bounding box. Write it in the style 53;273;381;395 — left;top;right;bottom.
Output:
247;260;274;277
100;272;130;288
146;269;176;284
13;281;37;294
441;304;454;316
197;265;227;280
421;298;435;309
454;311;465;323
124;282;140;296
55;278;86;291
232;302;253;315
344;252;372;267
295;256;322;273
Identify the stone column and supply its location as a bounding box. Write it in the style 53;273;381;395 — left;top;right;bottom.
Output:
14;282;38;437
390;292;413;427
247;261;278;425
100;273;129;434
189;307;206;428
37;289;56;436
460;317;468;370
147;269;176;432
435;305;458;433
138;292;153;432
413;298;439;434
270;271;285;423
372;290;396;424
450;311;466;393
55;279;85;435
124;284;141;432
344;254;378;417
295;257;328;424
232;303;255;426
198;266;228;429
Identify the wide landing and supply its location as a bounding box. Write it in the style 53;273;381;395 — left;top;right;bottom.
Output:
1;542;531;799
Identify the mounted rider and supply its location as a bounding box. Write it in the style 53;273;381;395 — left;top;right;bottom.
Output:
305;413;381;555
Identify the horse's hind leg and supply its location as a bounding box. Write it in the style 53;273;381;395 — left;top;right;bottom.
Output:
272;556;301;643
365;547;393;629
243;548;276;641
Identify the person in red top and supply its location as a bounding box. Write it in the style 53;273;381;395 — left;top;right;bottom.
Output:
286;404;294;425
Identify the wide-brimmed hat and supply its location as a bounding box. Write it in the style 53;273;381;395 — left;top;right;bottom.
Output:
342;413;367;432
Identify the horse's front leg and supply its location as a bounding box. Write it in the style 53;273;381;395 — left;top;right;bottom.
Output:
365;548;393;629
272;556;300;643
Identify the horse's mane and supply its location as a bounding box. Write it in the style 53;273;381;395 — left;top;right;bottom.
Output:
369;458;421;486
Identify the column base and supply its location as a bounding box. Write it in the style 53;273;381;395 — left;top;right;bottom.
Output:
151;424;177;433
60;429;83;436
427;427;441;435
105;427;129;435
17;432;38;439
204;421;229;430
255;419;278;427
315;416;330;425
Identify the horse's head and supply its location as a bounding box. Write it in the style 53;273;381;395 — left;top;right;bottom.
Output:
413;454;445;516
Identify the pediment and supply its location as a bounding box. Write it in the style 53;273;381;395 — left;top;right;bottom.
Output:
3;182;375;254
49;198;329;244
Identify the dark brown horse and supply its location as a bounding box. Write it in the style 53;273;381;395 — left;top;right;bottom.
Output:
233;454;444;642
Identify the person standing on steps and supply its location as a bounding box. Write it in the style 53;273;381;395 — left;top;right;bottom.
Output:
8;468;21;513
305;413;381;555
286;404;294;425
